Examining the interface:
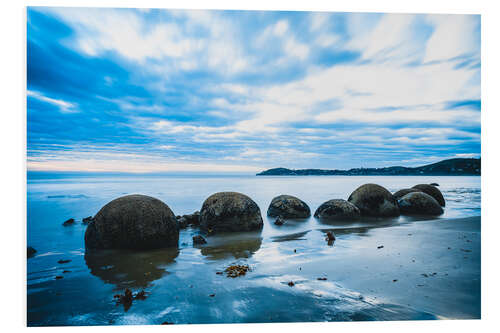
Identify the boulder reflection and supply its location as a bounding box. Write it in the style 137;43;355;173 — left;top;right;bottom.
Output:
200;231;262;260
84;247;179;289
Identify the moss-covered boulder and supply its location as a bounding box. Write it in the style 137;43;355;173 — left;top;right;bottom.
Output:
398;192;444;215
348;184;400;217
314;199;361;220
393;188;422;200
267;195;311;218
199;192;263;233
412;184;445;206
85;195;179;250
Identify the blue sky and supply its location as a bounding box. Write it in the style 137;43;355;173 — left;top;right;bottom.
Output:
27;7;481;173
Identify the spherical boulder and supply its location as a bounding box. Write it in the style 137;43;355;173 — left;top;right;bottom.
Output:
199;192;263;233
412;184;445;206
85;194;179;250
393;188;422;200
348;184;400;217
267;195;311;218
398;192;444;216
314;199;361;220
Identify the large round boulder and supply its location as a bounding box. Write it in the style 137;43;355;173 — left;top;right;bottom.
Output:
200;192;263;233
85;195;179;250
267;195;311;218
412;184;445;206
398;192;444;216
314;199;361;220
348;184;400;217
393;188;422;200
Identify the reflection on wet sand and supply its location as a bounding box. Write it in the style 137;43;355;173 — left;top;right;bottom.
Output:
84;247;179;289
200;232;262;260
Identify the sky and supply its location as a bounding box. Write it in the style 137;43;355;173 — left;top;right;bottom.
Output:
27;7;481;173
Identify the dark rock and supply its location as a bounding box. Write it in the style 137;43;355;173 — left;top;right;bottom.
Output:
62;270;71;273
430;183;439;186
177;211;200;229
193;235;207;245
348;184;400;217
325;231;336;242
115;288;133;311
82;216;93;224
27;246;36;258
287;281;295;287
199;192;263;233
177;216;188;229
84;194;179;250
412;184;445;206
393;188;422;200
314;199;360;220
161;322;174;325
58;259;71;264
274;216;285;225
184;211;200;225
398;192;444;215
134;290;147;300
62;218;75;226
267;195;311;218
55;275;63;280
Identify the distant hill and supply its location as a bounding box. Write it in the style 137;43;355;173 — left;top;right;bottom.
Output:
256;158;481;176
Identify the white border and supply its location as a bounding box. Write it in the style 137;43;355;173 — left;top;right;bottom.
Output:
2;0;499;332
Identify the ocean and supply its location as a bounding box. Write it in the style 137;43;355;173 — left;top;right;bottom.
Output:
27;173;481;325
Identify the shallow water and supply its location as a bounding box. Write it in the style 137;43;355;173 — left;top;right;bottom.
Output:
27;174;480;326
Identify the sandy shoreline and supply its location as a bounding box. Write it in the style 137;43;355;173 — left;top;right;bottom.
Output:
27;215;481;325
308;216;481;320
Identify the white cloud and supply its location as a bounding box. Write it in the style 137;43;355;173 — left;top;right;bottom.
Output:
424;14;480;63
27;90;77;113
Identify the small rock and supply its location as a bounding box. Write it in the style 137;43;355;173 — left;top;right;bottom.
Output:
193;235;207;245
27;246;37;258
135;290;147;300
115;288;133;311
55;275;63;280
287;281;295;287
177;216;188;229
161;322;174;325
82;216;93;224
62;218;75;226
326;231;336;242
274;216;285;226
57;259;71;264
216;271;223;275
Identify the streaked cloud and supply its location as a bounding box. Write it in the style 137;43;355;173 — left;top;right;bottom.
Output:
27;8;481;173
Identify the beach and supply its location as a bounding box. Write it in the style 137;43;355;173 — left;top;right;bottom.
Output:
27;174;481;325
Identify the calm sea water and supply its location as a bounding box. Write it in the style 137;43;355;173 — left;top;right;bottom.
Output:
27;173;481;326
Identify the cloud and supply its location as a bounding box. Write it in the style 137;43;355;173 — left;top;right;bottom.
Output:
26;8;481;172
27;90;77;113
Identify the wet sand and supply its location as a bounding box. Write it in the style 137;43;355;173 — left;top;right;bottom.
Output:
27;216;480;325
